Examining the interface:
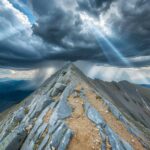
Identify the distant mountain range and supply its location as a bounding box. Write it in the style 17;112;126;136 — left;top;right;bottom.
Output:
0;78;35;112
140;84;150;88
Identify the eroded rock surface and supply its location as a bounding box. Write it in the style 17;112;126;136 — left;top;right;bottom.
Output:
0;63;150;150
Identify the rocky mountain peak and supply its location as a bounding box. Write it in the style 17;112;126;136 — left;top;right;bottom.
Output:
0;63;150;150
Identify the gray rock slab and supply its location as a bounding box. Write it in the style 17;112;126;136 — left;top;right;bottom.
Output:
58;129;73;150
84;101;106;127
50;83;67;97
0;124;27;150
49;84;75;125
50;122;67;149
105;125;133;150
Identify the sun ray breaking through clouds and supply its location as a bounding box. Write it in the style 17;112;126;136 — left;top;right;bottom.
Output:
80;12;149;84
0;0;150;85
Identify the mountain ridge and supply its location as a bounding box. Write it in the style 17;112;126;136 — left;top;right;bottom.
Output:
0;63;150;150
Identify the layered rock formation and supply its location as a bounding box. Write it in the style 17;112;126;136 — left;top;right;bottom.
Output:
0;63;150;150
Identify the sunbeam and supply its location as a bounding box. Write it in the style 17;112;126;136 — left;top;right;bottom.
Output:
80;13;149;83
91;26;130;65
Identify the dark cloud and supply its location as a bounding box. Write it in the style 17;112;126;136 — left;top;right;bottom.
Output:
30;0;150;67
31;0;115;49
105;0;150;57
76;0;115;17
0;0;150;69
32;1;90;45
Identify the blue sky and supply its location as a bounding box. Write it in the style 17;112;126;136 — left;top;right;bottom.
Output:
9;0;36;23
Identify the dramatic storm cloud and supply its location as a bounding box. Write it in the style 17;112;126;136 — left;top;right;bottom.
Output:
0;0;150;68
0;0;150;83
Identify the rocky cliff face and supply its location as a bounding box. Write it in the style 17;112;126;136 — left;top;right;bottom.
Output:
0;63;150;150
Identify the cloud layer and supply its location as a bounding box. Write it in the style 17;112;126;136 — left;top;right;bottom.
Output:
0;0;150;69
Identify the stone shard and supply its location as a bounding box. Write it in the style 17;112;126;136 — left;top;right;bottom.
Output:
0;124;27;150
84;101;106;127
49;83;75;125
50;122;67;148
83;100;133;150
14;107;25;122
105;125;133;150
57;129;73;150
50;83;67;97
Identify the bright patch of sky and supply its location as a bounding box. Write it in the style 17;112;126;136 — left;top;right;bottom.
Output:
8;0;36;24
0;69;12;75
88;65;150;84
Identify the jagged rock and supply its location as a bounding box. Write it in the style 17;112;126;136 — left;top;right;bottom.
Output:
101;97;142;141
49;83;75;125
22;95;53;125
38;121;62;150
99;127;107;150
55;83;67;90
14;107;25;122
50;122;67;148
84;101;106;127
0;124;27;150
105;125;133;150
41;121;73;150
104;99;122;119
50;83;67;97
0;107;27;142
57;129;73;150
0;63;149;150
21;106;51;150
83;98;133;150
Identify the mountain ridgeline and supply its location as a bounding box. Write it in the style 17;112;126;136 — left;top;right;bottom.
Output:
0;63;150;150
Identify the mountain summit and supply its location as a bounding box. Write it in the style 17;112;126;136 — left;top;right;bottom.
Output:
0;63;150;150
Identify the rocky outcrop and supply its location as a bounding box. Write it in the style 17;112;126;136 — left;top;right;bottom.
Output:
0;63;149;150
50;83;67;97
